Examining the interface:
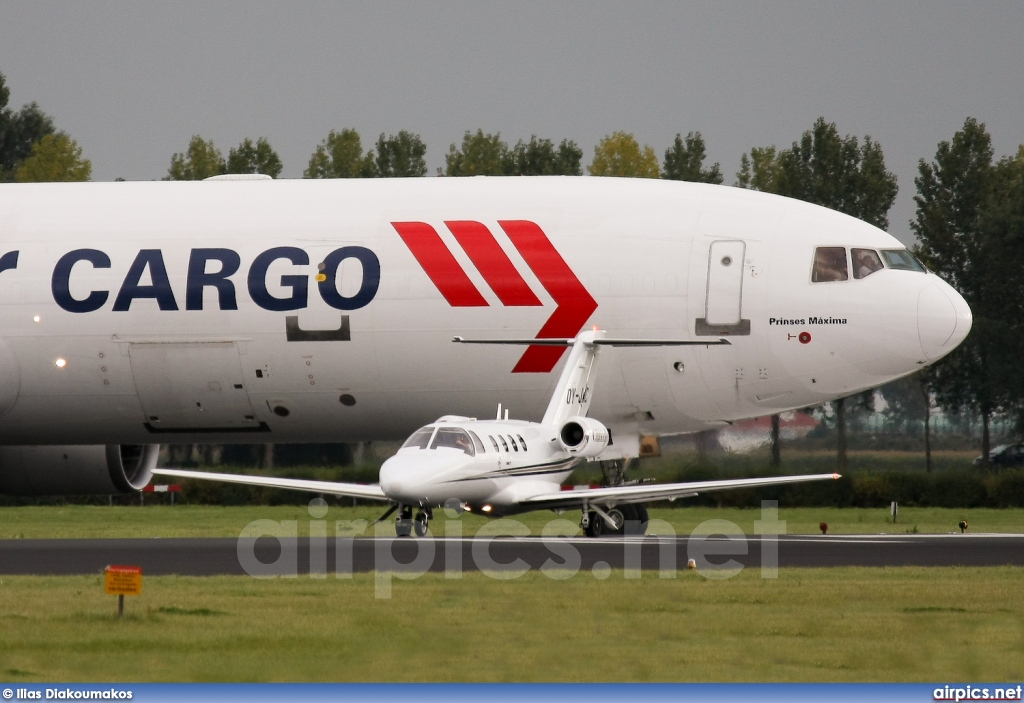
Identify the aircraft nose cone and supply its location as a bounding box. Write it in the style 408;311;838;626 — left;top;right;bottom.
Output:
918;281;972;361
378;461;413;499
379;452;466;504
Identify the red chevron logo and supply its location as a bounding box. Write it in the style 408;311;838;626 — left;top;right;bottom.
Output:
392;220;598;373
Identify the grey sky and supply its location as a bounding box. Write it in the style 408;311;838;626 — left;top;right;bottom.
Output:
2;1;1022;245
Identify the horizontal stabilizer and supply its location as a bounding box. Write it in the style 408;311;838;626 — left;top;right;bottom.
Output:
453;336;730;347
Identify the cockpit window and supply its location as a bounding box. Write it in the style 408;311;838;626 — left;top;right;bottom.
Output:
401;426;435;450
812;247;849;282
852;248;884;279
430;427;476;456
468;430;485;453
881;249;927;272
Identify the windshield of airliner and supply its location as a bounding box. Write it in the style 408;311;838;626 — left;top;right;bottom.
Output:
813;247;927;282
880;249;927;272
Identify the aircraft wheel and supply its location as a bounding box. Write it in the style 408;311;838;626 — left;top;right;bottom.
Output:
414;511;429;537
584;511;603;537
622;504;648;535
605;507;627;535
395;505;414;538
636;504;650;533
395;520;413;537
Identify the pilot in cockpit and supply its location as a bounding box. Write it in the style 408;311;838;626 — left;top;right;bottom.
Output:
854;249;884;279
813;247;848;282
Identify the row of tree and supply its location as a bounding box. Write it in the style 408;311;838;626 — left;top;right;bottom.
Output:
164;128;724;182
1;73;91;182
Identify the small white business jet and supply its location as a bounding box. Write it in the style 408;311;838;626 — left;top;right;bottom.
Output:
154;330;839;537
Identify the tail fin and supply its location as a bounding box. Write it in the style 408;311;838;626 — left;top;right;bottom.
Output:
541;330;603;427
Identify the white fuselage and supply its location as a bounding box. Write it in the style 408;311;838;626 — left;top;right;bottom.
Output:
378;419;577;511
0;177;970;449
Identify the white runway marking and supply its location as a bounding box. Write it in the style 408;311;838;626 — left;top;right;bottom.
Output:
351;532;1024;545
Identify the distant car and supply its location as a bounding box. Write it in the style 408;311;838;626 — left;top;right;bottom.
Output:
973;443;1024;466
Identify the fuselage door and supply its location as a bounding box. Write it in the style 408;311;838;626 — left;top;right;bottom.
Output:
128;342;262;432
696;240;750;335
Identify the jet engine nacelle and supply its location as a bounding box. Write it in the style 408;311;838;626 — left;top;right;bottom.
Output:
558;417;610;458
0;445;159;496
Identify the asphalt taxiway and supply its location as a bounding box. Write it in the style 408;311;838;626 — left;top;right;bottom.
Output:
1;533;1022;576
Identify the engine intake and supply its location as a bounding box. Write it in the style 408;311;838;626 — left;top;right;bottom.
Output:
558;417;610;458
0;444;159;496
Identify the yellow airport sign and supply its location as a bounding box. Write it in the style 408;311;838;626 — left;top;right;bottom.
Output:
105;564;142;596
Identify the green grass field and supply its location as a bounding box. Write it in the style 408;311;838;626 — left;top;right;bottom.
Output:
0;567;1021;682
1;504;1019;539
636;448;982;476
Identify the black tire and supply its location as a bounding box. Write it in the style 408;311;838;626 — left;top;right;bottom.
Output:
414;511;429;537
624;504;649;535
584;511;603;537
395;519;413;537
395;505;414;537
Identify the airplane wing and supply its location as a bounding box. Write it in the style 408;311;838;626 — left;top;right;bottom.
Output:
152;468;390;501
521;472;841;509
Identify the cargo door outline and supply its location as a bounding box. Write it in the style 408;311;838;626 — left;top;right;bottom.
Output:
696;240;750;336
128;342;268;433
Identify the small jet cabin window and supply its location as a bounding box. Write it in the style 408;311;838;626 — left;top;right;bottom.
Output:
489;435;499;452
881;249;927;273
468;430;485;453
498;435;509;451
401;426;435;450
812;247;849;282
430;428;476;456
852;249;884;279
508;435;519;452
517;435;527;451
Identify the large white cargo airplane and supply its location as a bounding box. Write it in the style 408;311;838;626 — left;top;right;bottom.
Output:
0;176;970;497
155;331;842;537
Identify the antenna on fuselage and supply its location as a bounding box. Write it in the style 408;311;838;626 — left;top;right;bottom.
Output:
505;408;509;420
496;404;502;421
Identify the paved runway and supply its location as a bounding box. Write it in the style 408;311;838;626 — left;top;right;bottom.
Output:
1;534;1022;576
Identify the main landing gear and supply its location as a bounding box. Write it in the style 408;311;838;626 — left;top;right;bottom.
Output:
581;503;649;537
394;505;432;537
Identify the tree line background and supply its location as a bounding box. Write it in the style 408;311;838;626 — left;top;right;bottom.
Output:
4;70;1024;472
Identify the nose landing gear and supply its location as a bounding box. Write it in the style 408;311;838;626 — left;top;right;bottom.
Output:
394;504;433;537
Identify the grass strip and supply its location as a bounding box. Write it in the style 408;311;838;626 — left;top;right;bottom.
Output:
1;505;1019;539
0;567;1020;682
